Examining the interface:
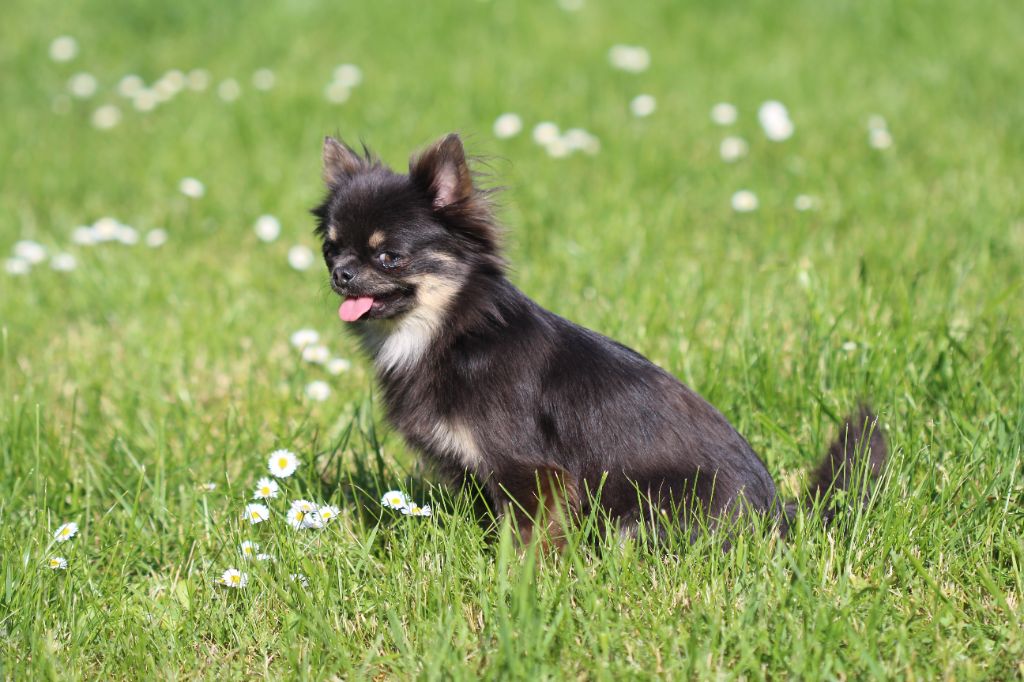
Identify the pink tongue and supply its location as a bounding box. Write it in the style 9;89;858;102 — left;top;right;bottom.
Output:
339;297;374;322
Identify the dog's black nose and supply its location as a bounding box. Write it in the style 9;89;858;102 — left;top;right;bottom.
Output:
332;266;356;288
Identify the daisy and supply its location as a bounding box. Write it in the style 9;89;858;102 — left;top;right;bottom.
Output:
187;69;210;91
290;573;309;588
719;136;748;163
287;244;315;271
251;68;276;91
255;553;274;562
608;45;650;73
253;477;279;500
324;81;350;104
290;328;320;349
794;194;818;212
49;36;78;62
381;490;409;511
268;449;300;478
145;229;168;248
286;506;310;529
198;482;217;492
68;73;98;98
493;113;523;139
401;503;432;517
563;128;600;155
325;357;351;375
118;74;145;98
219;568;248;588
301;344;331;364
253;214;281;242
711;102;738;126
302;510;325;529
758;100;794;141
54;522;78;543
630;94;657;118
318;505;340;524
179;177;205;199
49;557;68;570
115;225;139;245
14;240;47;264
217;79;241;102
731;190;759;213
333;64;363;88
243;503;270;525
93;217;120;241
4;258;30;276
240;540;260;559
532;122;560;146
91;105;122;130
71;226;97;246
305;381;331;402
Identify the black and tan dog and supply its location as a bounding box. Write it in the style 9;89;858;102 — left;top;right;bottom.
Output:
313;133;886;544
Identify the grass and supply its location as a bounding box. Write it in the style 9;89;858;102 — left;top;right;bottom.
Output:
2;0;1023;678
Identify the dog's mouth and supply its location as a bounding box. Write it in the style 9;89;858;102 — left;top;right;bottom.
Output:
338;289;408;322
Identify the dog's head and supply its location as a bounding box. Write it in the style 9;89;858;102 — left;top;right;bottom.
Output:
312;134;501;327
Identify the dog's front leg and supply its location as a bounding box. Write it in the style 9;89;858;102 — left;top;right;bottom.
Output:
494;464;580;551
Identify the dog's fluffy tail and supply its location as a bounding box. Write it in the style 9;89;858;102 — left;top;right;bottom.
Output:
784;406;888;531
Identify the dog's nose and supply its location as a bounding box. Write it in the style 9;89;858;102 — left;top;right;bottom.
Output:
332;266;357;288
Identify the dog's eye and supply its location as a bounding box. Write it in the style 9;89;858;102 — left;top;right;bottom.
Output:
377;252;402;269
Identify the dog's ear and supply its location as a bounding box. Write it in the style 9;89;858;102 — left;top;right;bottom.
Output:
409;133;474;209
322;136;364;187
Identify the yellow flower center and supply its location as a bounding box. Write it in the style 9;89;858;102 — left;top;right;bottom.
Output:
229;575;240;584
278;458;288;469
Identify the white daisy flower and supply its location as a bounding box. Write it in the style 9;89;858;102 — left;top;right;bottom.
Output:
145;229;168;248
302;510;325;529
325;357;351;375
493;113;523;139
49;556;68;570
71;226;97;246
219;568;248;588
758;100;794;141
253;214;281;242
5;258;30;275
217;79;241;102
115;225;139;245
255;553;274;562
49;36;78;62
381;490;409;510
869;128;893;150
305;381;331;402
240;540;260;559
290;573;309;588
402;503;433;517
91;105;122;130
318;504;340;524
710;102;738;126
630;94;657;118
243;503;270;525
287;244;315;271
545;137;571;158
198;482;217;492
252;68;276;91
333;64;363;88
324;81;351;104
608;45;650;73
563;128;600;155
842;341;858;352
68;72;98;98
187;69;210;91
289;328;319;349
133;89;159;112
286;507;309;529
268;450;300;478
14;240;47;264
54;522;78;542
867;114;888;131
253;477;279;500
731;190;759;213
290;499;316;513
532;122;561;146
92;217;120;241
719;136;748;163
301;344;330;365
558;0;584;11
794;194;818;211
118;74;145;98
179;177;205;199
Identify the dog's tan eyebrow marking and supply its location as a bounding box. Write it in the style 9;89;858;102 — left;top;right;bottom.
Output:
327;224;340;241
368;230;385;249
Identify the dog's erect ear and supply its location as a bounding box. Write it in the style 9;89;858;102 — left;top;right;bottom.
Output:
322;136;363;187
409;133;474;209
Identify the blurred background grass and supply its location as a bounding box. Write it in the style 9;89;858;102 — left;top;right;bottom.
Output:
1;0;1022;678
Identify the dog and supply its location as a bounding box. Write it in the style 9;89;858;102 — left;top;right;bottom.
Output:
312;133;887;545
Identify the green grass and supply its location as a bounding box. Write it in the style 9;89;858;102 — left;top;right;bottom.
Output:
2;0;1023;678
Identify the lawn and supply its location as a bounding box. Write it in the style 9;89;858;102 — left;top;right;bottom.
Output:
1;0;1022;678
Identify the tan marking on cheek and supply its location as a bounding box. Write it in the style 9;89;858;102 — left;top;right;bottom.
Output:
368;231;385;249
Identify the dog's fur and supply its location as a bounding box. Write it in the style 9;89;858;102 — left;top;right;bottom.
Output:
313;133;887;543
